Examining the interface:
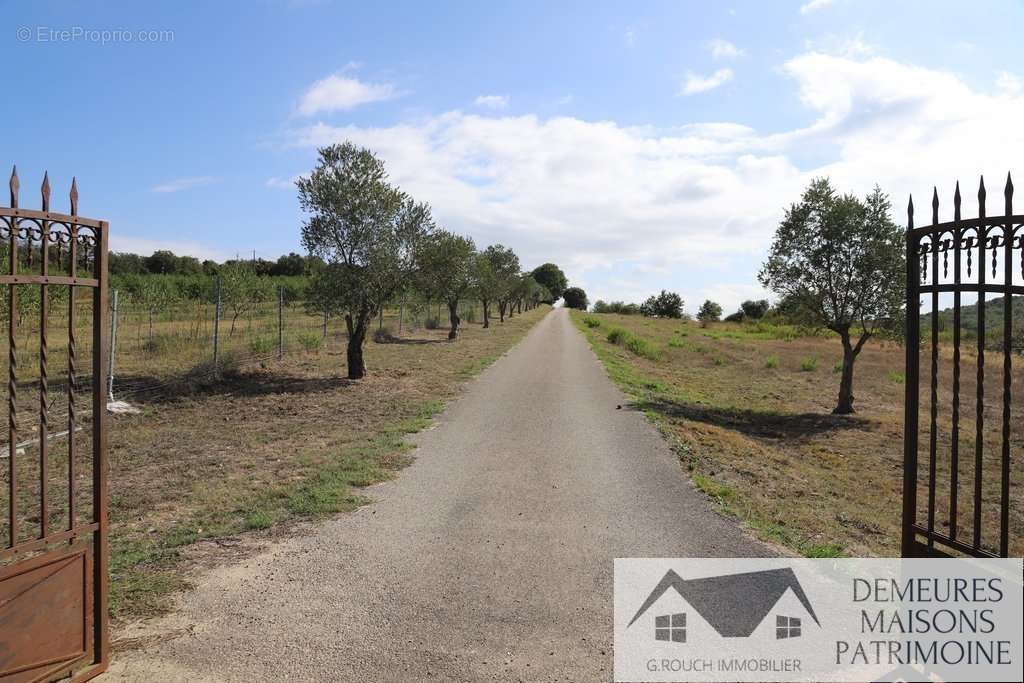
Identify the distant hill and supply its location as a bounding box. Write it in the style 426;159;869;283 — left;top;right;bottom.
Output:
922;295;1023;351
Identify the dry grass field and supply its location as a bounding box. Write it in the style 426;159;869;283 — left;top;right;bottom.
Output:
2;303;550;623
571;311;1023;558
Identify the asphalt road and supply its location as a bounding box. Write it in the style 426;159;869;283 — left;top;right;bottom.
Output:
110;307;770;682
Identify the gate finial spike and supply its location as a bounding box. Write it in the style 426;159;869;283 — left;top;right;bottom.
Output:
931;186;939;223
907;194;914;227
978;175;986;203
69;177;78;215
953;181;961;222
1005;172;1014;213
41;171;50;211
9;165;19;208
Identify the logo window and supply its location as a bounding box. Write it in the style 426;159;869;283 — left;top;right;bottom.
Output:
654;613;686;642
776;615;801;639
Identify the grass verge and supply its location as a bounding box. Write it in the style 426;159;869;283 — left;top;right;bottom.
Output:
105;306;551;621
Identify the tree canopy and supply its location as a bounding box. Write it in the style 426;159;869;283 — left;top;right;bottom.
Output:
759;177;904;413
530;263;567;303
562;287;588;310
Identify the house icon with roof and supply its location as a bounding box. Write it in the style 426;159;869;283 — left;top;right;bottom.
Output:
626;567;821;643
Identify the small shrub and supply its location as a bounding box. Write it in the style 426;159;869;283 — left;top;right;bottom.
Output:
668;337;685;348
606;327;629;345
833;361;843;373
250;336;275;355
888;370;905;383
765;355;779;369
373;325;398;343
297;332;322;351
713;356;726;366
800;357;818;372
625;335;661;361
583;315;602;328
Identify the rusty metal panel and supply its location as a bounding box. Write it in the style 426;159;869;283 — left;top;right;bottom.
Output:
0;546;91;682
0;167;109;681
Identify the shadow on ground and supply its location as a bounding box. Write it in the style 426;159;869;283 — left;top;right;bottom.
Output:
627;398;872;441
115;371;358;405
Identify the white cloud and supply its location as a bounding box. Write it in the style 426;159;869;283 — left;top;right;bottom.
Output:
624;28;636;47
800;0;835;14
474;94;509;110
285;53;1024;312
681;68;734;95
709;39;744;60
151;176;217;193
997;71;1022;95
265;175;303;189
297;74;397;116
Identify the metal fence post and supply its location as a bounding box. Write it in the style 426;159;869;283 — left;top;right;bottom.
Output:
213;275;221;372
106;289;118;401
323;309;328;338
278;285;284;360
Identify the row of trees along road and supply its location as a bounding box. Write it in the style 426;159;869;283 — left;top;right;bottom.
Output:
298;142;558;379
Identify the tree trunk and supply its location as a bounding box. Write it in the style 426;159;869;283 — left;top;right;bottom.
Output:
517;299;523;314
447;300;461;340
482;299;490;329
835;332;858;414
499;301;506;323
346;312;368;379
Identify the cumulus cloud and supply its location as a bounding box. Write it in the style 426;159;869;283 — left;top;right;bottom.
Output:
297;74;398;116
285;53;1024;311
151;176;217;193
709;39;744;60
681;68;734;95
474;94;510;110
800;0;835;14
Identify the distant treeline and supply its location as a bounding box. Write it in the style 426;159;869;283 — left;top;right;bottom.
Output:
110;250;321;278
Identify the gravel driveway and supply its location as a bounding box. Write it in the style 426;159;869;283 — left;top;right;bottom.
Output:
110;307;770;681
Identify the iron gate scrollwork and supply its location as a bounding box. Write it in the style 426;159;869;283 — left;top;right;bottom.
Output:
902;174;1022;558
0;167;109;682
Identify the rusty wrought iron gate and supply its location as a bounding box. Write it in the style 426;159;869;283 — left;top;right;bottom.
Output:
902;174;1022;558
0;168;109;682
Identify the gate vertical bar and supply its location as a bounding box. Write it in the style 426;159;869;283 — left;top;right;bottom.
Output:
926;189;939;548
39;172;51;538
67;178;78;531
91;219;110;672
973;178;986;550
1000;174;1013;556
7;167;18;548
278;285;283;360
901;195;920;556
950;183;962;540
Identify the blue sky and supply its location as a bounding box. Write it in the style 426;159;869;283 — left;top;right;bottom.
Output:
4;0;1023;312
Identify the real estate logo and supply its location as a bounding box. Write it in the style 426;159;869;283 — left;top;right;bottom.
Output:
614;558;1024;683
627;568;820;643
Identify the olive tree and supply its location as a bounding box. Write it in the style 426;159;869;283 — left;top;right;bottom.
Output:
696;300;722;326
418;230;476;339
473;244;520;328
298;142;433;379
759;178;904;414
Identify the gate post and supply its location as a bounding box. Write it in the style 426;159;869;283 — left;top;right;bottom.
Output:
901;196;921;557
92;220;111;672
